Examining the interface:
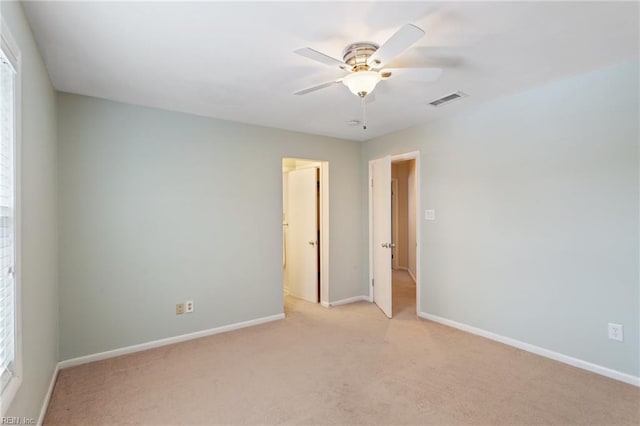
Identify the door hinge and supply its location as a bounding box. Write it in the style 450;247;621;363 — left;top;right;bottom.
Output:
372;278;374;287
371;178;373;188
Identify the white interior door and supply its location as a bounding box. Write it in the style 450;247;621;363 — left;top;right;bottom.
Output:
287;168;318;303
371;156;392;317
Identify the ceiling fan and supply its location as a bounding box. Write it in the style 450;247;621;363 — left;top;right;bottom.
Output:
293;24;443;100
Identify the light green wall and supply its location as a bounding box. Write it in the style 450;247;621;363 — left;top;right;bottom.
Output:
57;93;362;360
1;0;59;419
362;60;640;377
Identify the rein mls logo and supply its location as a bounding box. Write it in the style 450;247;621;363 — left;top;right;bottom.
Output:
1;418;35;425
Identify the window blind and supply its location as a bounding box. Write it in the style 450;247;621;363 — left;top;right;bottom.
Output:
0;50;15;396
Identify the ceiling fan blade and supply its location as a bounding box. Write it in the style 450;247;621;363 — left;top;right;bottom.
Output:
367;24;425;68
294;79;342;96
294;48;349;70
382;67;443;82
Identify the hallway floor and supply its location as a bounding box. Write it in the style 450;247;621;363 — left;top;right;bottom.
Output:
392;269;416;318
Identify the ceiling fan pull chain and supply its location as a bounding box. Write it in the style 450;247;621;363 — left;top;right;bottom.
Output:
362;96;367;130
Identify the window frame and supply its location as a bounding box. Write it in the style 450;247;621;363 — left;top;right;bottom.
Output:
0;16;22;416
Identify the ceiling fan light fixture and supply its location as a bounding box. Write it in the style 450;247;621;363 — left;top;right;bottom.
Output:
342;71;381;98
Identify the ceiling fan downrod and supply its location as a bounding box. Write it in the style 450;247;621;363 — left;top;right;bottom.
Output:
361;96;367;130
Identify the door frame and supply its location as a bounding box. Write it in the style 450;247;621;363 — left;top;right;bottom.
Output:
391;178;399;269
369;151;421;315
282;158;330;307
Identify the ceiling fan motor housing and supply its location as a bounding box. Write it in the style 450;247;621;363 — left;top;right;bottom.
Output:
342;42;379;71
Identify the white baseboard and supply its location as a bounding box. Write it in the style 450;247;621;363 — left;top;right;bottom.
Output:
328;295;370;307
419;312;639;387
320;301;330;308
37;363;59;426
58;313;285;369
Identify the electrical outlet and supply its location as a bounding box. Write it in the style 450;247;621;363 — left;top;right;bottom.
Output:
185;300;194;313
176;303;184;315
608;323;623;341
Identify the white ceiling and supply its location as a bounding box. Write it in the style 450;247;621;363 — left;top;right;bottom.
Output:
23;1;639;141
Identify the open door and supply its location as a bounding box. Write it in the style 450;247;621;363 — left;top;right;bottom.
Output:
287;167;319;303
371;156;392;317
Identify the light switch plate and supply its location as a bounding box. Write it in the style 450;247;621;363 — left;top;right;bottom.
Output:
425;209;435;221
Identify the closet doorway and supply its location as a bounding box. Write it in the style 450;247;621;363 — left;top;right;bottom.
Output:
282;158;329;307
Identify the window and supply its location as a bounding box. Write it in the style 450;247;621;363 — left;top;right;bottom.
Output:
0;22;20;414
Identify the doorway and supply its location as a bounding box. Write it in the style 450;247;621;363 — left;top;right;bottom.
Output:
391;159;417;317
369;152;421;318
282;158;329;308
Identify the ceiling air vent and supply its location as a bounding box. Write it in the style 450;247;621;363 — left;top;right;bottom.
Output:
428;91;468;107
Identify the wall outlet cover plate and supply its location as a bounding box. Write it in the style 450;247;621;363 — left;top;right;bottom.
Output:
607;323;623;341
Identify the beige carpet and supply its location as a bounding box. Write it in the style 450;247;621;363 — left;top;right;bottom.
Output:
45;271;639;425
